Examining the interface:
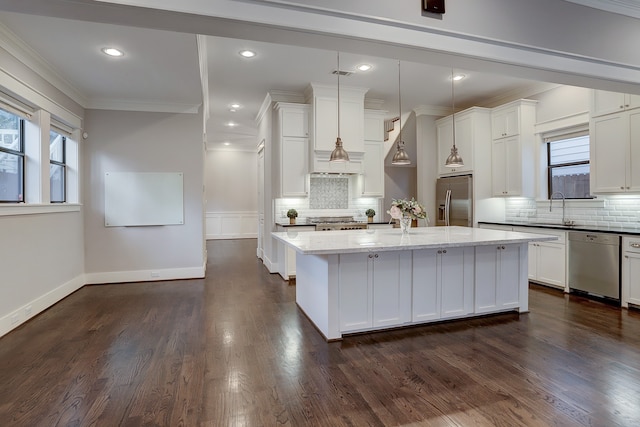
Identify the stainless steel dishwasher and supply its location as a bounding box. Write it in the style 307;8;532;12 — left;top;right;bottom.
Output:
568;231;621;300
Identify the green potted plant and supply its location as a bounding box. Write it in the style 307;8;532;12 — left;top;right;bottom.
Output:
365;208;376;223
287;208;298;224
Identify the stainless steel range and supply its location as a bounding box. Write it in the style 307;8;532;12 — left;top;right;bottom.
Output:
307;216;368;231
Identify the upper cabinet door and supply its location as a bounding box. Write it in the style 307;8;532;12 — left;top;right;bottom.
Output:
491;106;519;139
281;107;308;137
592;90;627;117
591;90;640;117
591;113;628;193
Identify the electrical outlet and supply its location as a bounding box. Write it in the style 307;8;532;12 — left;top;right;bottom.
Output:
151;271;160;278
10;313;20;325
24;305;32;317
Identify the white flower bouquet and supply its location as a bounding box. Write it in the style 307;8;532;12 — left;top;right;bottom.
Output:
387;198;428;221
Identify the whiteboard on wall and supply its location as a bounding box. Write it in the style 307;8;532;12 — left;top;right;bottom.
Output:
104;172;184;227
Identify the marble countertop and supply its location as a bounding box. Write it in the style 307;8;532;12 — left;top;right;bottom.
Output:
272;226;557;255
275;220;391;227
480;221;640;236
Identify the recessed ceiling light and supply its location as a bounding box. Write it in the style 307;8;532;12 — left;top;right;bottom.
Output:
356;64;372;72
230;103;241;109
223;142;231;146
239;50;256;58
452;73;466;81
101;47;124;57
226;121;237;127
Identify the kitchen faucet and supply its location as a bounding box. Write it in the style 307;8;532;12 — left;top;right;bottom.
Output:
550;191;574;226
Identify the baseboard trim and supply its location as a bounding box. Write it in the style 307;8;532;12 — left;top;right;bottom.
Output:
0;274;85;338
263;255;278;274
85;266;205;285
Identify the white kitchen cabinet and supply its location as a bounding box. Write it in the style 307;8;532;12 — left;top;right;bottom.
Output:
590;109;640;193
360;140;384;196
591;89;640;118
281;137;308;197
338;251;411;332
274;103;310;198
281;106;309;137
412;247;474;322
435;107;491;177
276;225;315;280
359;110;386;197
475;244;522;313
622;236;640;308
491;100;537;197
491;105;520;140
524;228;566;290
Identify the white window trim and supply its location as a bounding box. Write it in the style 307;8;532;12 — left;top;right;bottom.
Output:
0;203;81;216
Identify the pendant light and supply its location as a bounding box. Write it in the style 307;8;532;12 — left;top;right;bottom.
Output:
392;60;411;165
330;52;349;162
445;69;464;168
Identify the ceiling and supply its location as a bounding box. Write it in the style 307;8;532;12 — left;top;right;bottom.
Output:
0;5;628;150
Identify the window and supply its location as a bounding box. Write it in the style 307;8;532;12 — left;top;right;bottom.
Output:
546;130;590;199
49;130;66;203
0;108;24;202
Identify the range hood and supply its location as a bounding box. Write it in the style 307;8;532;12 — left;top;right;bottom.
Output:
305;83;368;174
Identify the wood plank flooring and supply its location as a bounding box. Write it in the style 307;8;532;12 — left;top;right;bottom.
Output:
1;238;640;426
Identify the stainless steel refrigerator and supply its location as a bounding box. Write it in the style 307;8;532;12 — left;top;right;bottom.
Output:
436;175;473;227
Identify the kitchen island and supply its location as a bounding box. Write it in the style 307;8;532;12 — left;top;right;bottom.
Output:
272;226;556;340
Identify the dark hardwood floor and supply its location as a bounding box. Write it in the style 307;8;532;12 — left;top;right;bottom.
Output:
2;239;640;426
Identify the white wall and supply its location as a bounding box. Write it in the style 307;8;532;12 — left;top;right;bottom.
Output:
0;43;85;337
416;114;438;226
205;148;258;239
0;210;85;337
83;109;205;283
530;85;590;124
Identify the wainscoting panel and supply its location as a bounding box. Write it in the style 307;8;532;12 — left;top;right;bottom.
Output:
206;211;258;240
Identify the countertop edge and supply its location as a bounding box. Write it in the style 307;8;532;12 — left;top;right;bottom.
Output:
271;228;556;255
479;221;640;236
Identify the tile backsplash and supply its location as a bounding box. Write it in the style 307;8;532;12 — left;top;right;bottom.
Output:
275;176;383;222
505;196;640;228
309;176;348;209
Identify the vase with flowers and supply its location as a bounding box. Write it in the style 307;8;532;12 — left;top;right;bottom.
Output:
287;209;298;224
387;198;428;234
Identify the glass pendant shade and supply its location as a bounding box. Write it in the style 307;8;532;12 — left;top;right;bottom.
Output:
330;137;349;162
392;141;411;165
330;52;349;163
392;60;411;165
445;68;464;168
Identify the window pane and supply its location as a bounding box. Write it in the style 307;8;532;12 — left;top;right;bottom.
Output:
0;153;23;202
50;163;65;203
49;131;64;162
550;165;590;198
0;109;21;151
549;135;589;165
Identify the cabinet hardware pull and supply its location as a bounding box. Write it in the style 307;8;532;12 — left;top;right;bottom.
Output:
501;246;506;249
437;250;442;254
374;254;379;258
631;243;640;248
368;254;373;258
443;250;447;254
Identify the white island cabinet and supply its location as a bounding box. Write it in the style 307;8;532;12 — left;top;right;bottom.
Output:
272;227;556;340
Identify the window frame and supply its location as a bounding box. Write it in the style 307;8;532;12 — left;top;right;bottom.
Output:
545;130;591;199
0;112;25;203
49;132;66;203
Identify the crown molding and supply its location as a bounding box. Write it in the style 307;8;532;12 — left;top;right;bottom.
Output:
86;98;201;113
563;0;640;19
0;22;88;108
